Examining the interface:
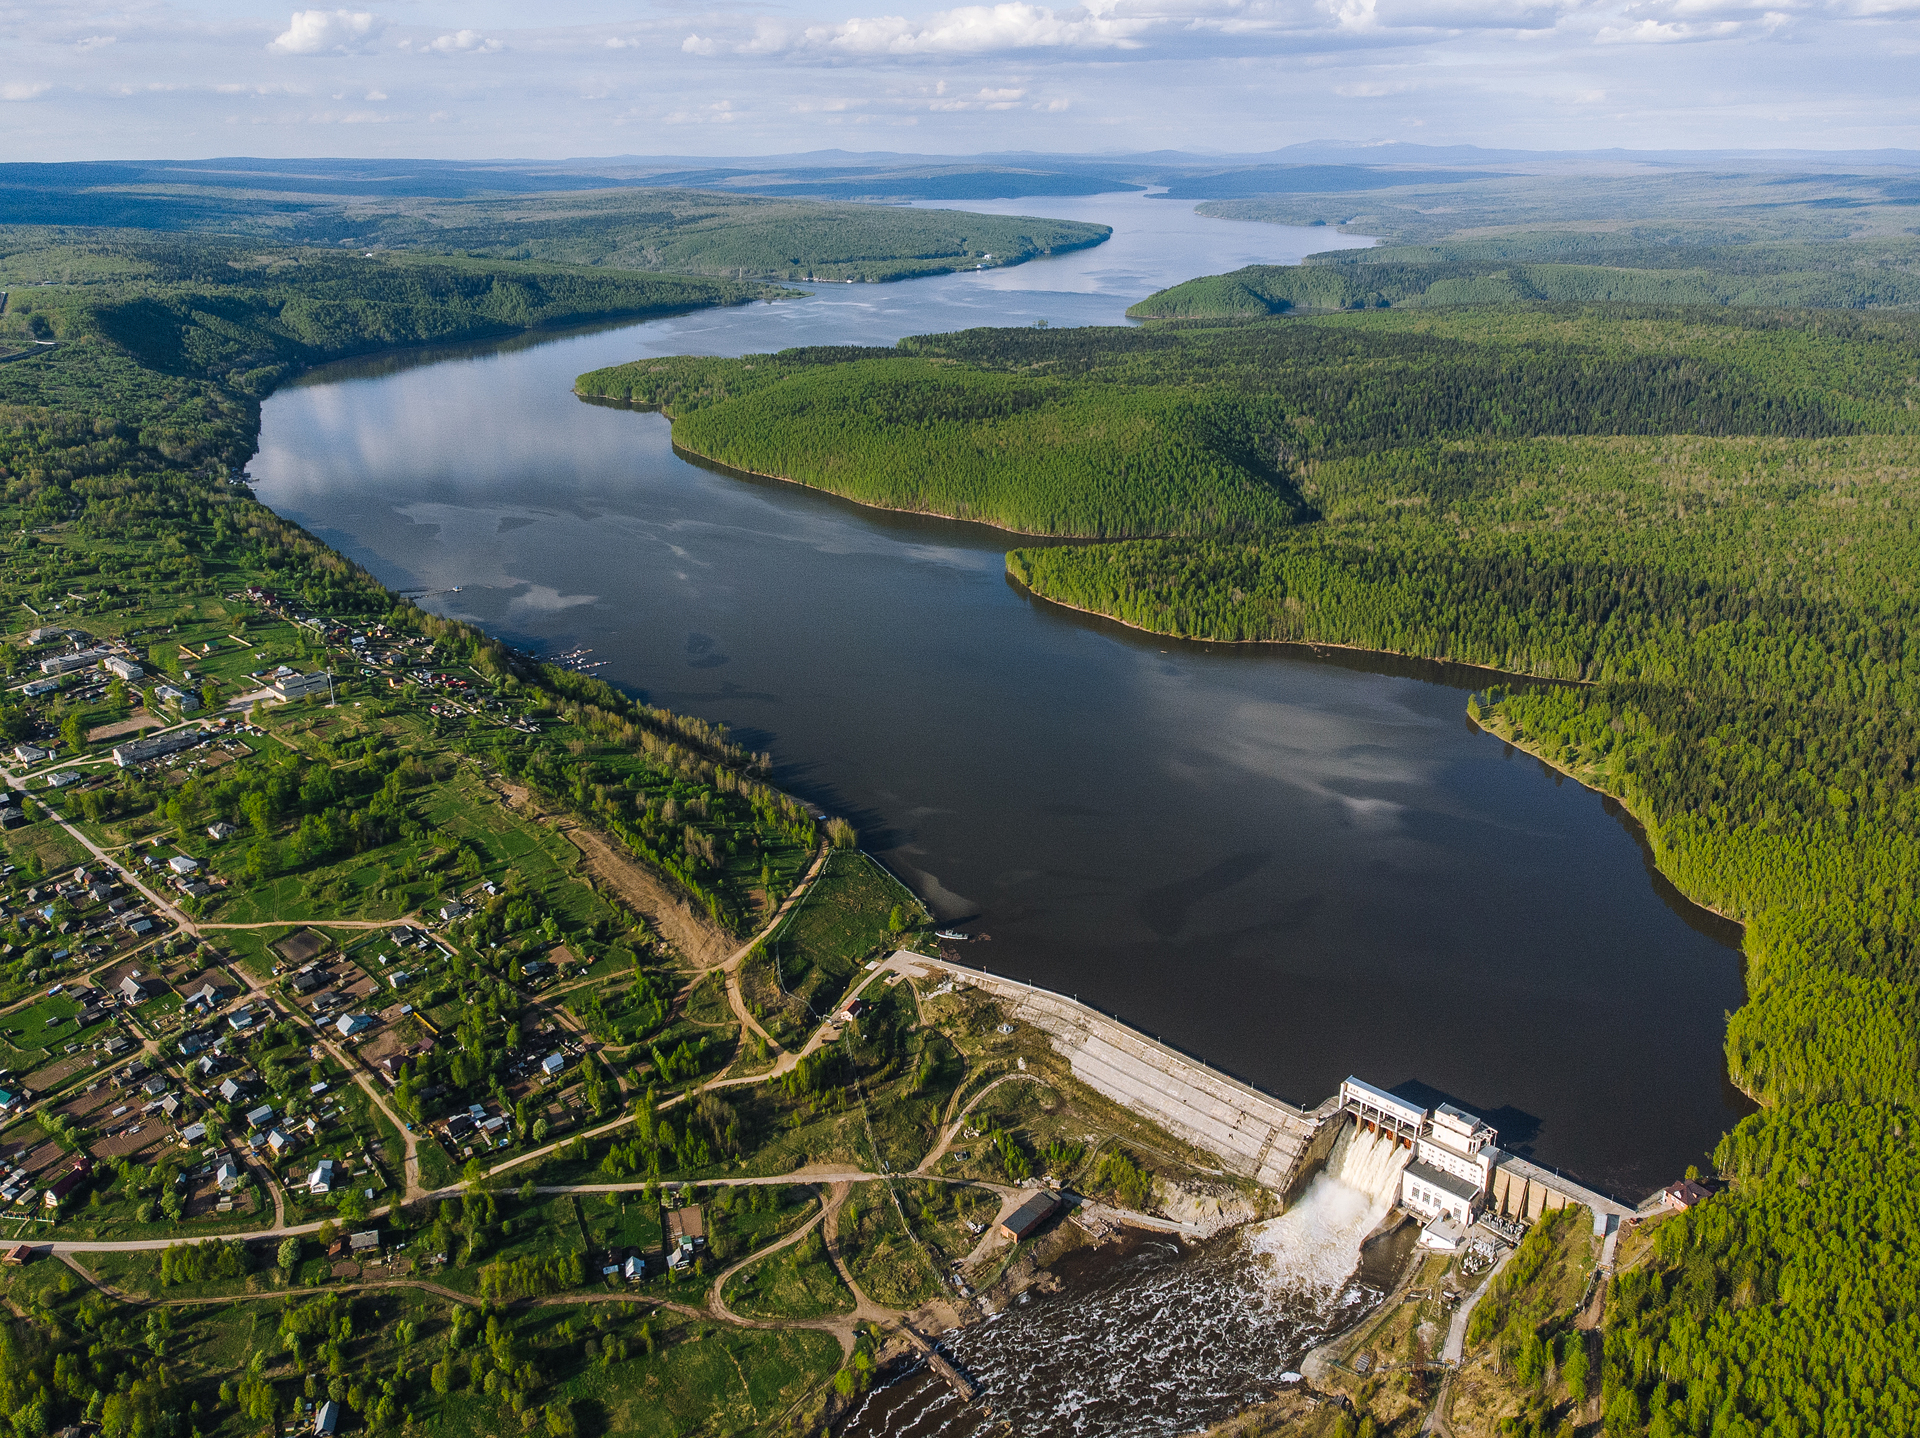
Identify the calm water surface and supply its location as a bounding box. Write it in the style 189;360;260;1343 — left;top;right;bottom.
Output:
251;192;1747;1204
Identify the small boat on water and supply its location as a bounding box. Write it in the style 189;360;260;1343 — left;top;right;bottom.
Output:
935;930;969;942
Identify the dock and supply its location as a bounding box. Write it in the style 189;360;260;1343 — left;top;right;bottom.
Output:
900;1324;979;1402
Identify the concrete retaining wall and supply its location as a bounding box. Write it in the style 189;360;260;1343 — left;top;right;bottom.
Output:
899;954;1331;1193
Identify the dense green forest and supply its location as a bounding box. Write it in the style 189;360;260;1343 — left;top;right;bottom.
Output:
578;306;1920;535
588;299;1920;1434
0;229;790;413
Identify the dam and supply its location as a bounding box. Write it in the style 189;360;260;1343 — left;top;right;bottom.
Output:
892;953;1637;1236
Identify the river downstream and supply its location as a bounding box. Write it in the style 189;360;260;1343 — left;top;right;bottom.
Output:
248;190;1747;1427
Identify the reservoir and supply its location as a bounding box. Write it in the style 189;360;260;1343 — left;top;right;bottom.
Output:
249;189;1748;1205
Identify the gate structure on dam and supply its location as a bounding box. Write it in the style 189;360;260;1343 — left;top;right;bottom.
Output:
1338;1076;1425;1148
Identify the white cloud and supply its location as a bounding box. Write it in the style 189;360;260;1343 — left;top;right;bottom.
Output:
75;35;116;52
268;10;382;56
782;1;1153;55
365;89;387;100
429;30;503;54
681;34;718;53
2;82;51;101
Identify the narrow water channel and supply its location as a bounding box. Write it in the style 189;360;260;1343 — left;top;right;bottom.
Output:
250;190;1747;1200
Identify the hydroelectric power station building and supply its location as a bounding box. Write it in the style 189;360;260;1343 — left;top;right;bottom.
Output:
1338;1076;1631;1245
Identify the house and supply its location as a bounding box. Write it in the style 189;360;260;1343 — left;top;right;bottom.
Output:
104;655;144;682
118;974;155;1003
167;855;201;876
267;1128;293;1155
0;1090;15;1114
42;1157;92;1209
335;1013;373;1038
141;1075;168;1099
189;982;220;1007
11;745;46;764
541;1053;566;1077
623;1254;645;1282
218;1077;246;1103
314;1400;339;1436
207;821;236;841
444;1114;475;1142
154;684;201;712
227;1008;255;1031
386;970;409;989
1663;1180;1713;1211
216;1160;241;1191
159;1096;180;1119
181;1121;208;1145
245;1104;275;1130
998;1192;1060;1241
349;1229;380;1253
308;1159;335;1194
439;901;470;923
289;969;322;994
46;770;81;789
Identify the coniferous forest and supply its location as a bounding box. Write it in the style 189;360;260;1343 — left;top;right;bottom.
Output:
583;297;1920;1437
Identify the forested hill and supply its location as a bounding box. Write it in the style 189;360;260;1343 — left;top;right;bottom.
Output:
582;300;1920;1436
1128;236;1920;317
0;229;794;428
0;182;1113;285
576;306;1920;536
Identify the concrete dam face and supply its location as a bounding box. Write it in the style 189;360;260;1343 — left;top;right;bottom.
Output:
900;955;1331;1192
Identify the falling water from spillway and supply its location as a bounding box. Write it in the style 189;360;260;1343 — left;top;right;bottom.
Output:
1245;1120;1412;1295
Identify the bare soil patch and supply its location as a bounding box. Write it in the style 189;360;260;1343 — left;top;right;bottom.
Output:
561;824;730;968
274;930;329;965
88;713;165;743
493;781;730;967
27;1054;95;1093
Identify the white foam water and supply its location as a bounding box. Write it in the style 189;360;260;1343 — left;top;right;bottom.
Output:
840;1121;1408;1438
1244;1123;1411;1297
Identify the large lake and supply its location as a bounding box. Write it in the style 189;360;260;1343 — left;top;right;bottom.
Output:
251;190;1748;1201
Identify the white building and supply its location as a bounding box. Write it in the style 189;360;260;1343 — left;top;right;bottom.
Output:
271;670;332;702
1399;1102;1498;1227
104;656;145;682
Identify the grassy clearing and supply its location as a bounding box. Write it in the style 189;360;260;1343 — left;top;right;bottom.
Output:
838;1180;942;1311
724;1221;853;1320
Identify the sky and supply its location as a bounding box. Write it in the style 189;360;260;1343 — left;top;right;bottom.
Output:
4;0;1920;161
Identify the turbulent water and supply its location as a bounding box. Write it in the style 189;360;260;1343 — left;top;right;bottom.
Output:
844;1125;1414;1437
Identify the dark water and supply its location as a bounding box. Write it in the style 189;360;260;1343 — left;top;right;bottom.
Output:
250;191;1748;1204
